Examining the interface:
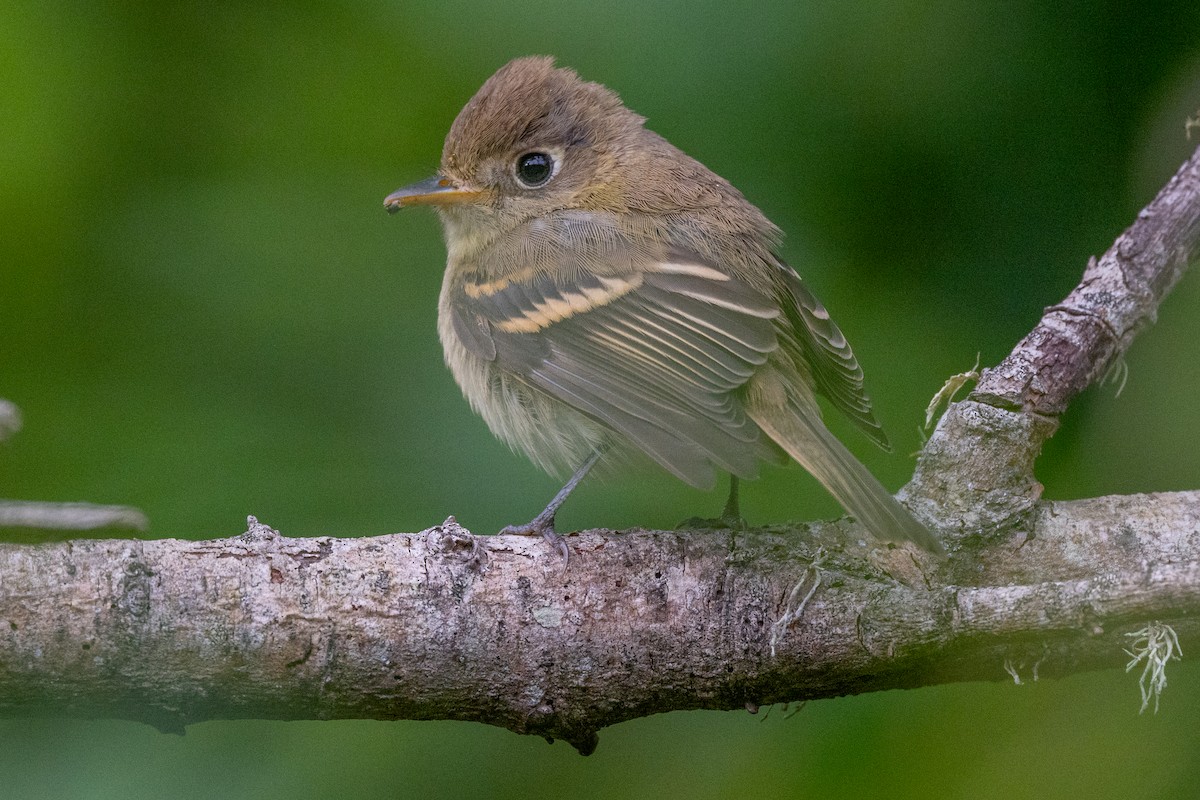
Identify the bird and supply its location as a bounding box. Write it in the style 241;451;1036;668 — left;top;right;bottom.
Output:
385;56;942;557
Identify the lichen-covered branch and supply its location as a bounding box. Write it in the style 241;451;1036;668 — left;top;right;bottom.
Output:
976;150;1200;417
906;143;1200;544
0;495;1196;755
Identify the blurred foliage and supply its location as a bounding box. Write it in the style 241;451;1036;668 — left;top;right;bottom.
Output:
2;1;1199;798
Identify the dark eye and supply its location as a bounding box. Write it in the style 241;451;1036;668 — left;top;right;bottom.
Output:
515;152;554;187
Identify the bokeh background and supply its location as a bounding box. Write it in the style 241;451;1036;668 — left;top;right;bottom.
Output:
3;1;1200;798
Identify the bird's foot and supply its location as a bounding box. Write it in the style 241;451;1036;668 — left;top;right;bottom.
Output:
676;510;748;531
499;513;570;566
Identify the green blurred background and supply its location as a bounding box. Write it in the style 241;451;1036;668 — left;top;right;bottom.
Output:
3;1;1200;798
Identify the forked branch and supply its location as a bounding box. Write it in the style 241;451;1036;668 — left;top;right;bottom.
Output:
1;145;1198;754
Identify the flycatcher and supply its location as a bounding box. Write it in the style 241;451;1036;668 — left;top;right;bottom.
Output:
386;57;942;556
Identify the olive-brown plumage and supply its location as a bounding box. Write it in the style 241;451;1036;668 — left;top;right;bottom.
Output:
386;56;942;555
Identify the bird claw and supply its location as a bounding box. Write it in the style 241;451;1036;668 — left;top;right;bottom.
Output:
499;517;570;567
545;530;570;566
676;512;748;531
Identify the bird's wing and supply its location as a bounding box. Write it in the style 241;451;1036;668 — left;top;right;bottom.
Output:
448;255;785;489
772;264;890;451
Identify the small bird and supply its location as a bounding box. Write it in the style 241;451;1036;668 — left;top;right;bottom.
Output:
386;57;942;556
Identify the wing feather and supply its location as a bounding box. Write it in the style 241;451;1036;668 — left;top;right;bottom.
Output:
448;254;783;485
773;264;890;450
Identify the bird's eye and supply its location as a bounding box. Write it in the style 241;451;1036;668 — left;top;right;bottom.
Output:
515;152;555;188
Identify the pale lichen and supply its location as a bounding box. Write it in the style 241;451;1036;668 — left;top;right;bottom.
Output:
1124;622;1182;713
923;354;981;433
1100;355;1129;397
769;548;826;657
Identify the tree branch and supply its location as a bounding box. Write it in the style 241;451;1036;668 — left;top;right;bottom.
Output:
906;143;1200;544
0;496;1196;755
1;145;1198;754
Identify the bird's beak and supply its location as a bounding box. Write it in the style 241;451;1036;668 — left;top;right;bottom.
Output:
384;175;486;213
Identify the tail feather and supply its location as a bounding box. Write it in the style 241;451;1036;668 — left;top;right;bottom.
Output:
749;400;944;554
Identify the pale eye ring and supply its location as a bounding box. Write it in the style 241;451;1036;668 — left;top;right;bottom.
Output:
514;151;556;188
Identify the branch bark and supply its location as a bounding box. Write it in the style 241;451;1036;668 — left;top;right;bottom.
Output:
1;498;1197;755
905;142;1200;545
1;145;1198;754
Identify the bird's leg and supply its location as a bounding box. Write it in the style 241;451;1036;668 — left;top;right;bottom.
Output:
719;475;745;527
499;448;603;564
677;475;748;530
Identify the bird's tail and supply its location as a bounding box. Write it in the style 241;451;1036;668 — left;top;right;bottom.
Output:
749;399;943;554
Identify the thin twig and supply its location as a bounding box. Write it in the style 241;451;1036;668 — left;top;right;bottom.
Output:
0;500;149;532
